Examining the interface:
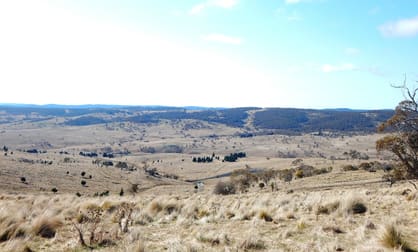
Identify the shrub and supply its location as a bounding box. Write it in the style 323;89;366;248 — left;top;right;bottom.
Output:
342;165;358;171
81;180;87;186
280;169;294;182
230;169;257;192
20;177;26;183
359;162;372;170
257;169;278;183
116;161;129;169
129;184;139;194
350;202;367;214
213;181;236;195
376;83;418;179
73;205;107;247
345;198;367;214
81;171;86;177
51;188;58;193
295;170;304;178
313;167;333;175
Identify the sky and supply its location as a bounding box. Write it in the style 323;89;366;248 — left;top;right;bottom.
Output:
0;0;418;109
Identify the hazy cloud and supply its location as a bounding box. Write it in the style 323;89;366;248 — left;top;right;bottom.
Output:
284;0;320;4
202;33;242;45
368;6;380;15
379;16;418;37
287;11;302;21
276;8;302;22
285;0;301;4
363;66;386;77
322;63;356;73
344;47;360;56
190;0;238;15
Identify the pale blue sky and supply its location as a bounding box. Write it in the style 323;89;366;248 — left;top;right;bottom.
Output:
1;0;417;109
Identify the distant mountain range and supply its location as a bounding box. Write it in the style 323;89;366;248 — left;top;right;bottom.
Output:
0;104;393;133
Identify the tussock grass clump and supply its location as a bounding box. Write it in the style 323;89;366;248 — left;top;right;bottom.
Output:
406;193;416;201
241;211;256;221
380;225;416;252
133;240;146;252
315;201;340;215
163;202;181;215
1;239;34;252
286;212;296;220
148;201;163;215
101;201;118;213
225;211;235;219
240;236;266;250
31;216;62;238
134;212;153;225
323;226;345;234
297;220;307;230
0;222;23;242
258;210;273;222
197;233;221;246
213;181;236;195
295;169;304;179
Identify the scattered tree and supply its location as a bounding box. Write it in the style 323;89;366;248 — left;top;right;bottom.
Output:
376;79;418;180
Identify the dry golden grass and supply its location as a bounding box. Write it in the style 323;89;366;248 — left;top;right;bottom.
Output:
1;117;417;251
0;181;416;251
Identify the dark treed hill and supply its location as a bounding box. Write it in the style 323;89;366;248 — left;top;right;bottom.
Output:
253;108;394;133
0;105;121;117
0;104;394;133
125;107;259;128
64;116;108;126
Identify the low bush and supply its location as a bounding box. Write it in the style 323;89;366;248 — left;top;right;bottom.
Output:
213;181;236;195
342;165;358;171
345;198;367;214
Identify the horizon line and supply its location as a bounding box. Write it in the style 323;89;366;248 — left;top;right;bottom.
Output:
0;102;394;111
